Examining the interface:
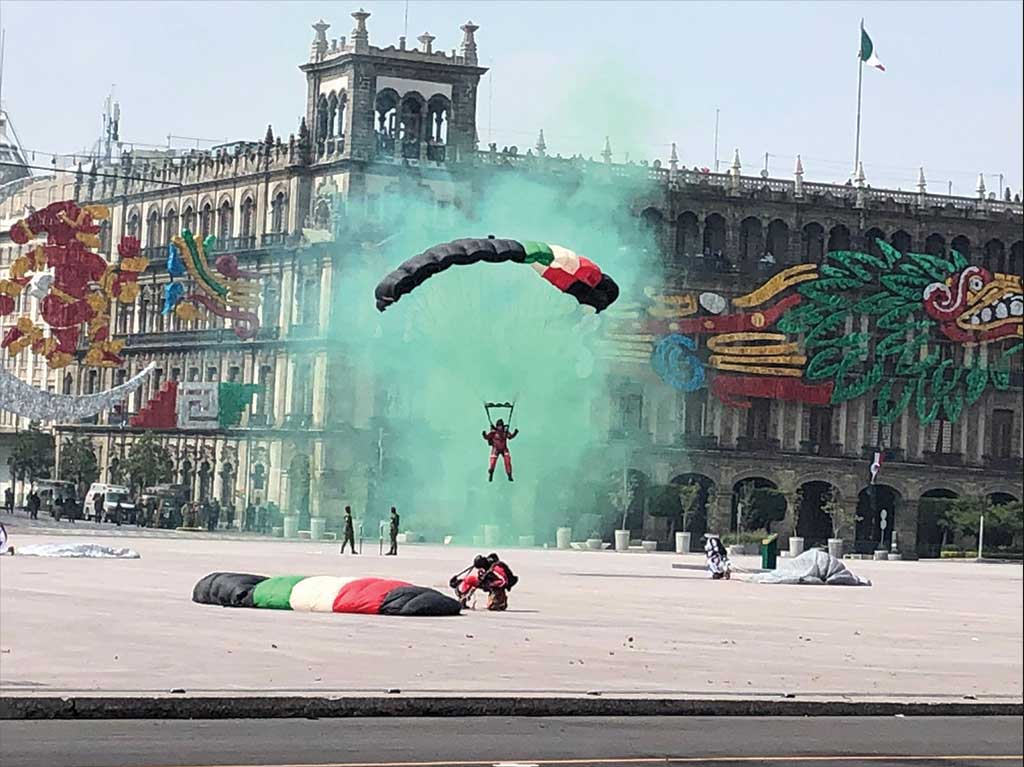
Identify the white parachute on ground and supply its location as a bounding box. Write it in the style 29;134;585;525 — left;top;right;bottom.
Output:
15;542;140;559
747;549;871;586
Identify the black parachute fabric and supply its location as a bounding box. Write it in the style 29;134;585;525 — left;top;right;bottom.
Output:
378;585;464;616
192;572;268;608
374;237;619;313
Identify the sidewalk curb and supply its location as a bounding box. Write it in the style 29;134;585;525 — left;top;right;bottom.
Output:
2;696;1021;720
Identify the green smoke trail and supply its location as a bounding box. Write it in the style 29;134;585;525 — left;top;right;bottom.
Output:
326;170;659;545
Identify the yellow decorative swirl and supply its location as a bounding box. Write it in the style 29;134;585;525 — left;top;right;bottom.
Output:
732;264;818;308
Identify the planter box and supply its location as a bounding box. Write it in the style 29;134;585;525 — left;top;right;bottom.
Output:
789;536;805;557
641;540;658;553
827;538;844;559
675;531;691;554
614;530;630;552
556;527;572;550
586;538;604;550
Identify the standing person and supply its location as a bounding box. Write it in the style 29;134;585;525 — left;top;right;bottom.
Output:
209;499;221;531
94;492;105;523
339;506;358;554
386;506;400;556
113;498;124;526
27;491;40;520
226;503;236;531
4;487;13;514
242;503;253;532
256;504;267;535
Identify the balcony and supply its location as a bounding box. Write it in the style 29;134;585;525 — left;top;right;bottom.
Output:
985;455;1024;474
215;235;257;253
735;436;781;452
284;413;313;430
247;413;270;428
860;445;906;462
923;450;964;467
261;232;289;247
674;434;719;450
125;326;280;349
802;440;846;458
426;144;446;162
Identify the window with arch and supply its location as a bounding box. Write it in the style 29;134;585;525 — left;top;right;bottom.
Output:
200;203;213;238
240;196;255;239
803;222;825;263
738;217;763;263
703;213;726;255
675;212;700;259
98;220;111;255
127;210;140;240
164;208;179;242
182;205;195;233
374;89;400;155
426;94;450;144
399;94;425;158
827;224;850;252
983;239;1006;273
218;199;233;241
924;233;946;257
146;209;160;248
890;230;912;255
316;94;330;145
951;235;971;262
271;192;287;233
766;219;789;262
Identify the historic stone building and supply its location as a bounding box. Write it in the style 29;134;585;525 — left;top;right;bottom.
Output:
1;9;1020;555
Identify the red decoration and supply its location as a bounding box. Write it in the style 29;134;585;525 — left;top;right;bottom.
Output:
710;374;834;408
130;381;178;429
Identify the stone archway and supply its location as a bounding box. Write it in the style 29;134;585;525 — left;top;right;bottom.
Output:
916;488;959;558
856;484;901;554
796;480;840;545
731;477;785;534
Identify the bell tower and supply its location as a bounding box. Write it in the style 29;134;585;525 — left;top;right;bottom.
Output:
300;9;487;166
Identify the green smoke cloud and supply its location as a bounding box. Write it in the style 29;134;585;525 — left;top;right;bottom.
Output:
325;169;660;545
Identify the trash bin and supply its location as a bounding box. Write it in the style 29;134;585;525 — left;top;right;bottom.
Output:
760;533;779;570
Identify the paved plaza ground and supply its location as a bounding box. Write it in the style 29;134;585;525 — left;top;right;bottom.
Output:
0;521;1021;703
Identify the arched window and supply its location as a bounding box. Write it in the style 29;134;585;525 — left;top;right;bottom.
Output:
827;224;850;252
271;192;287;234
336;92;347;140
326;92;338;138
200;203;213;238
1009;241;1023;277
127;210;140;240
890;230;912;255
399;94;425;158
146;209;160;248
164;208;179;242
240;197;255;239
675;212;699;259
218;200;233;241
951;235;971;262
766;219;789;262
316;94;330;145
426;94;450;144
182;205;195;233
639;208;663;253
703;213;726;255
863;227;885;258
924;233;946;257
738;217;762;263
98;220;111;255
803;222;825;263
983;239;1006;273
375;89;400;155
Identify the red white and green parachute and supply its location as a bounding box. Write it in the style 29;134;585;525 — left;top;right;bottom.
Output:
192;572;462;616
374;237;620;313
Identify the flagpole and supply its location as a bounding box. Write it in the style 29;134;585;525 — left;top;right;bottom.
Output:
853;19;864;176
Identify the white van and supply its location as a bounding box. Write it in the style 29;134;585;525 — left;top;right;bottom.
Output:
84;483;136;523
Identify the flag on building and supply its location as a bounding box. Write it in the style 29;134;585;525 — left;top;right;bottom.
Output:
131;381;260;430
869;448;884;485
860;27;885;71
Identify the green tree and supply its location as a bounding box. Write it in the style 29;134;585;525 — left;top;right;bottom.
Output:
58;436;100;498
8;423;54;484
123;432;173;496
823;488;860;540
647;482;700;541
946;497;1024;550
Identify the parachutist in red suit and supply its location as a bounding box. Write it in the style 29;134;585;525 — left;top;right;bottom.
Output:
483;419;518;482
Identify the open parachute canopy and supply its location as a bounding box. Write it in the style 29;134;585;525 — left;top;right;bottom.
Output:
374;237;620;313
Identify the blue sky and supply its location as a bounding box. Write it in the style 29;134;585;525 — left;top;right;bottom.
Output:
2;0;1021;195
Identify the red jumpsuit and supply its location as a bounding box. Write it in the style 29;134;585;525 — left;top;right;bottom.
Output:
483;425;518;479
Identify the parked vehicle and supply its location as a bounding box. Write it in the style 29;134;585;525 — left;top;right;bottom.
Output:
84;483;136;523
140;484;189;529
31;480;80;521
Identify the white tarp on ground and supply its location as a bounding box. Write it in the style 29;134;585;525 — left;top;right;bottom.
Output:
15;543;140;559
747;549;871;586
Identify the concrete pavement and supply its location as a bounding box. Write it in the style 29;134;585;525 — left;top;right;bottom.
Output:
0;527;1021;709
1;716;1021;766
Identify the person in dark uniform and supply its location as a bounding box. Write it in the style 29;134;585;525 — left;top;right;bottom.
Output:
340;506;358;554
386;507;399;556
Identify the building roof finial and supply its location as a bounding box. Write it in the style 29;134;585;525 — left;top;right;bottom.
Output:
417;32;435;54
976;172;986;198
351;9;371;53
794;154;804;176
311;19;330;61
669;142;678;170
535;129;547;156
730;148;741;174
917;166;926;194
602;136;613;164
855;161;866;187
460;21;479;65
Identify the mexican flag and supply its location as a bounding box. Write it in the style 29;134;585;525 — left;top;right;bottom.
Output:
860;26;885;71
130;381;260;430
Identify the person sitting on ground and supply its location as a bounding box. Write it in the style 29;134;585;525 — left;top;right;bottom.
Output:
704;533;731;580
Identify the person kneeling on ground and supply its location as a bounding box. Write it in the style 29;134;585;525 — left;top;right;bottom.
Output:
449;553;518;611
703;533;731;580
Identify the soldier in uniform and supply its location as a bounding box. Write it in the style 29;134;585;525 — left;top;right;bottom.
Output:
340;506;358;554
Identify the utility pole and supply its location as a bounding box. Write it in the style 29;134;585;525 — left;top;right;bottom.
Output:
713;108;720;173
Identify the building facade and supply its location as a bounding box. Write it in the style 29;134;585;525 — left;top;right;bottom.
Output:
1;9;1021;555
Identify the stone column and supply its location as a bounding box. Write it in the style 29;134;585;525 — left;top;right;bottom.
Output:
777;492;797;542
895;498;919;559
707;492;731;536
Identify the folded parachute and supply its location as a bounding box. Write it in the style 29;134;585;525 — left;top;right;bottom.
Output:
374;238;620;314
192;573;462;616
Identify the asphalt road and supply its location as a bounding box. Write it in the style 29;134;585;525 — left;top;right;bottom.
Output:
0;716;1021;767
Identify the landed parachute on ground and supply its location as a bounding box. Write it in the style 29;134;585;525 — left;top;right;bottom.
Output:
374;238;620;313
192;572;462;616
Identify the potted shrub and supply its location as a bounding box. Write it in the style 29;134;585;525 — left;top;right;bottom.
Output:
789;486;805;557
609;467;640;552
586;530;604;550
823;488;859;559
